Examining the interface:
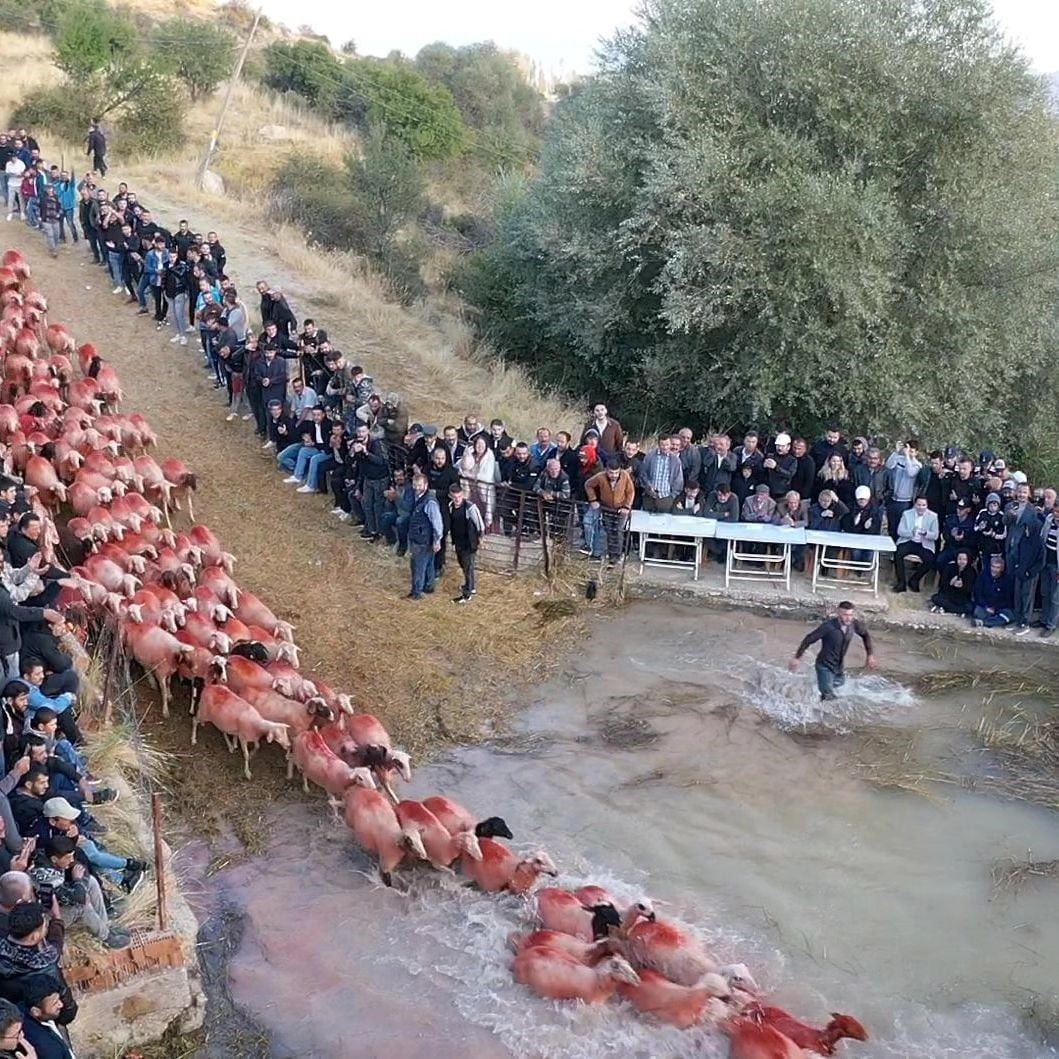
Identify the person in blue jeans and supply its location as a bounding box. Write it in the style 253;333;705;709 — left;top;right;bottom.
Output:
278;407;330;493
406;474;443;599
43;797;146;893
382;469;414;555
788;600;877;700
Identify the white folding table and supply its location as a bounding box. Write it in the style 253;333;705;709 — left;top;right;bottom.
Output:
805;530;896;598
630;511;717;580
713;523;806;592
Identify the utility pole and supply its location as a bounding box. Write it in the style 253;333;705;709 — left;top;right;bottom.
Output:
197;7;263;189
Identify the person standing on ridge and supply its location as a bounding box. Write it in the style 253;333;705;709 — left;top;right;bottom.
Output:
85;121;107;178
788;601;877;700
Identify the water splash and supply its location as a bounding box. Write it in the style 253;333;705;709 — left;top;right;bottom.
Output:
735;658;917;733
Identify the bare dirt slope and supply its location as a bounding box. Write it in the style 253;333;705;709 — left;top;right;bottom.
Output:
8;228;578;761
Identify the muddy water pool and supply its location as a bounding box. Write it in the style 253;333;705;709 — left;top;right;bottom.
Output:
211;603;1059;1058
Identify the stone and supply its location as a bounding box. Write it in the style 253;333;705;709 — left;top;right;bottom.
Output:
258;124;292;141
201;168;225;196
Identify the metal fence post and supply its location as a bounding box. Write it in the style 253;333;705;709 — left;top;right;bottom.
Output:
512;492;525;573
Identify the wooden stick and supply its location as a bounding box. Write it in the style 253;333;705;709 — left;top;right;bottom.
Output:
151;793;168;932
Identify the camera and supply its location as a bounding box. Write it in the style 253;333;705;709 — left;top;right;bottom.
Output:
29;867;63;906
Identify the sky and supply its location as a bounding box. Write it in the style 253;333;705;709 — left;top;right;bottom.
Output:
255;0;1059;77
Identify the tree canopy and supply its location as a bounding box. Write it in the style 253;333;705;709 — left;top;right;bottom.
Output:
155;19;236;101
54;0;135;78
460;0;1059;450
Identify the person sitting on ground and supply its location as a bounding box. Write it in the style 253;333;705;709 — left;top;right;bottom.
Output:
0;901;76;1027
17;972;74;1059
0;873;34;939
971;553;1014;628
18;666;80;748
18;625;78;705
24;716;84;786
892;496;940;593
287;377;318;426
30;837;127;950
278;406;330;494
19;733;114;818
930;550;975;616
264;400;296;453
8;770;48;844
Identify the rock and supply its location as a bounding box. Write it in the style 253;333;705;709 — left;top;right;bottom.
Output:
201;168;225;196
258;124;292;141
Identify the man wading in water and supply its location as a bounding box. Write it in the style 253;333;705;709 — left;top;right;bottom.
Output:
788;601;877;700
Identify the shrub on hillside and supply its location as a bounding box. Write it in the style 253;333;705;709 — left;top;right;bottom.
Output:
262;40;342;110
270;157;368;251
12;84;98;143
54;0;135;78
115;78;186;156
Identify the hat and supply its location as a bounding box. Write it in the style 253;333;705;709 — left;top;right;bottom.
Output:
854;485;871;500
1001;479;1015;491
774;433;791;447
992;458;1006;471
43;797;79;821
1011;470;1027;484
421;425;437;438
408;422;424;435
986;492;1001;505
755;483;770;493
584;428;600;439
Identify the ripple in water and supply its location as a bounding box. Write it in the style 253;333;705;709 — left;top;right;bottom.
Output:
737;658;917;733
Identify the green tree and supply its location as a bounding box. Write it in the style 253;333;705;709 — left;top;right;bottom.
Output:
348;124;426;258
345;59;467;160
54;0;135;79
262;40;343;109
155;19;235;101
462;0;1059;447
415;41;543;163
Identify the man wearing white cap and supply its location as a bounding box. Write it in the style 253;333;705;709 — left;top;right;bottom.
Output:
843;485;882;566
762;433;797;500
43;798;145;894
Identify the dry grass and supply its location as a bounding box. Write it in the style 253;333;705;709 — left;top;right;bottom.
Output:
913;667;1051;696
991;855;1059;897
0;33;55;119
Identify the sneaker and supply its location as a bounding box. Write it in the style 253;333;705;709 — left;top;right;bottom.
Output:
105;930;131;950
282;475;300;484
296;485;314;493
453;594;470;604
179;336;188;346
155;322;164;330
169;333;182;344
225;413;237;422
359;530;374;540
1041;626;1055;637
579;547;593;556
112;286;123;294
330;507;344;515
242;414;253;421
973;618;984;628
137;307;149;315
122;862;146;895
337;512;351;522
1016;624;1031;636
262;441;274;450
92;787;119;804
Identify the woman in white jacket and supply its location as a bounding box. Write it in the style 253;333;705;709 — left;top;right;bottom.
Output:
459;435;498;529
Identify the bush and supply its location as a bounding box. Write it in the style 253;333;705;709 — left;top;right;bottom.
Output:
116;79;186;156
11;84;98;142
270;157;368;251
262;40;342;109
154;19;236;101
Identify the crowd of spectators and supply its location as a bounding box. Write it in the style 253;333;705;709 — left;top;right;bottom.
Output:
12;128;1059;632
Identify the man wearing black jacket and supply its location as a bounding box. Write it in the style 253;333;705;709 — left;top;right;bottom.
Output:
790;438;817;503
351;425;391;542
789;601;877;700
425;447;459;570
267;291;297;337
